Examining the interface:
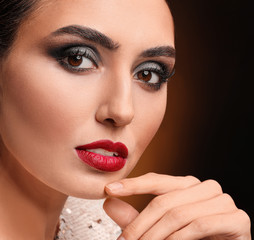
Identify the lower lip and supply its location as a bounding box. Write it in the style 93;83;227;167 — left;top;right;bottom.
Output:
76;149;127;172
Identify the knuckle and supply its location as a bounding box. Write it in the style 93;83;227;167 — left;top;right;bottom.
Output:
149;195;167;209
168;207;186;223
123;222;138;239
237;209;251;226
221;193;236;208
192;218;211;233
204;179;223;194
185;175;201;185
145;172;158;179
231;209;251;236
118;178;129;185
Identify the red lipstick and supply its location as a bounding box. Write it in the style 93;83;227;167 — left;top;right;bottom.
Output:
75;140;128;172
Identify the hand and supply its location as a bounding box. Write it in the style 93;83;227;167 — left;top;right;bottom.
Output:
104;173;251;240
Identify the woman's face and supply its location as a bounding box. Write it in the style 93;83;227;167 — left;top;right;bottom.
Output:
0;0;175;198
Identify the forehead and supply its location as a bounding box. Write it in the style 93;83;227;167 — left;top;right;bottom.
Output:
20;0;174;49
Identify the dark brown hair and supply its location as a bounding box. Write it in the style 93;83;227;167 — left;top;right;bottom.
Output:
0;0;38;58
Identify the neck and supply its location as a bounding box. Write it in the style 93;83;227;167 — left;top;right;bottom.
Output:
0;144;67;240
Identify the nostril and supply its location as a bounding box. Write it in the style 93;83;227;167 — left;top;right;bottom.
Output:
104;118;116;125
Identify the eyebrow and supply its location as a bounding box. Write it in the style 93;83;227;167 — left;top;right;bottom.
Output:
50;25;175;59
51;25;120;50
140;46;176;59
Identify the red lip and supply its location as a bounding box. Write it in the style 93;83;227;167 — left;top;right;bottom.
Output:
75;140;128;172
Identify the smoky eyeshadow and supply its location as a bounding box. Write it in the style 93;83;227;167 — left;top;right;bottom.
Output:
136;61;174;81
46;43;102;64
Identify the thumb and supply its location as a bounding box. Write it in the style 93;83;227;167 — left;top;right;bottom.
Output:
103;197;139;229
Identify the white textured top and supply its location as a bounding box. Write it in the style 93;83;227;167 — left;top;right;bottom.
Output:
56;197;122;240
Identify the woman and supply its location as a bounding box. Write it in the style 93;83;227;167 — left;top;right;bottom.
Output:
0;0;251;239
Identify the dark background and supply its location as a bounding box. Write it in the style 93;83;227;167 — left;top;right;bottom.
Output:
127;0;253;235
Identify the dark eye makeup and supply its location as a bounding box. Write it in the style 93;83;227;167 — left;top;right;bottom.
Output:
47;43;100;72
134;61;175;91
47;43;175;91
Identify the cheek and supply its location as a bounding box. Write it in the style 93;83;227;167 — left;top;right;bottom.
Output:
0;51;102;144
1;60;73;146
0;54;99;176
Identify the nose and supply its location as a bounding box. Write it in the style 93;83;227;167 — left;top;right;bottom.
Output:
95;75;134;128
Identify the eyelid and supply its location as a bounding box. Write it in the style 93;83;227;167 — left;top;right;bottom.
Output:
134;61;163;74
47;44;102;64
133;60;173;79
65;46;99;66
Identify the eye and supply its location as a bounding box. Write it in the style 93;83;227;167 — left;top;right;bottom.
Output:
135;70;160;84
63;55;96;69
48;45;99;72
134;61;174;91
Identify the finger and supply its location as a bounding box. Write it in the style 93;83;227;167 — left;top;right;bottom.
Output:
166;210;251;240
103;197;139;229
118;180;223;240
105;173;200;196
140;193;237;240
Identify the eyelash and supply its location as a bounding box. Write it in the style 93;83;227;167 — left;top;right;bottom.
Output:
49;45;174;91
134;61;174;91
49;44;99;73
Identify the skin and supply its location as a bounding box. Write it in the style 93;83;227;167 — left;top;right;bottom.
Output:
0;0;173;239
0;0;251;240
105;175;251;240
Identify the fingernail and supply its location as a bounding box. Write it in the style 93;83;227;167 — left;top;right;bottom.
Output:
106;182;123;192
117;236;125;240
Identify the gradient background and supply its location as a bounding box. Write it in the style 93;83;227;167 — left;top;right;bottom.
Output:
125;0;253;233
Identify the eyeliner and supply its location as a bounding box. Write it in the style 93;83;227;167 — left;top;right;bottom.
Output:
47;43;101;63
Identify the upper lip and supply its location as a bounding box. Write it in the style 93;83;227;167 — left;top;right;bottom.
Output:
75;139;128;158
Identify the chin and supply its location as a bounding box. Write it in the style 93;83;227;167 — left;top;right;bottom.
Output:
65;185;108;200
68;193;107;200
55;173;121;200
55;182;107;199
50;158;135;200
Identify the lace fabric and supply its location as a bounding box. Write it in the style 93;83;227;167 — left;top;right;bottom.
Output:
56;197;122;240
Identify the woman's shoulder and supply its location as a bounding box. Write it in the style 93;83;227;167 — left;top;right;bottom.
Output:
56;196;122;240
